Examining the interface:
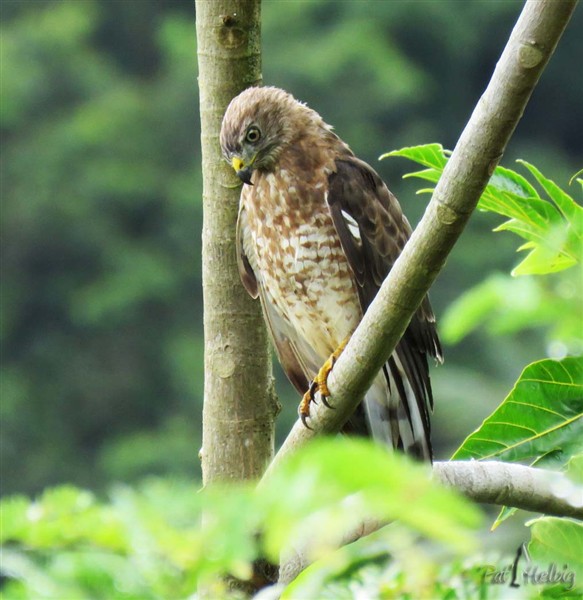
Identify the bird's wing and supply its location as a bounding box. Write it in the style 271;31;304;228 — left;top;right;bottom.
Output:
236;204;319;394
236;203;259;299
326;156;443;459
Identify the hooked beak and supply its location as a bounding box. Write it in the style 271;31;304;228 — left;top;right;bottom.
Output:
231;156;254;186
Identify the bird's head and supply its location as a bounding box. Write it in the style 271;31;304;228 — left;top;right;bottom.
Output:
220;86;309;185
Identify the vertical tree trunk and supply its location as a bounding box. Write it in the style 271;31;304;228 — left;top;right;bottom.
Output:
196;0;277;485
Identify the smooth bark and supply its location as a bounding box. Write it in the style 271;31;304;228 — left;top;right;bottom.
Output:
197;0;278;485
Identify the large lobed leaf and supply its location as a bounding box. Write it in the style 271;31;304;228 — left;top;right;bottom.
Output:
382;144;583;276
453;357;583;530
452;357;583;465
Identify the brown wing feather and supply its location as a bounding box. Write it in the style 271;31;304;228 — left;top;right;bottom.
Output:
327;157;442;458
236;205;259;299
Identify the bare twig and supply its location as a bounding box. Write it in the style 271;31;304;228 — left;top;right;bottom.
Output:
434;461;583;518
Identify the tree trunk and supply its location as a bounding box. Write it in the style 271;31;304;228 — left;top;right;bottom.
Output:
196;0;278;485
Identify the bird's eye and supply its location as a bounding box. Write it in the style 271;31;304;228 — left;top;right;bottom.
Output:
245;126;261;143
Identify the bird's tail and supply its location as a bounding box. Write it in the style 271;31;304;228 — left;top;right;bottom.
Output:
363;357;432;461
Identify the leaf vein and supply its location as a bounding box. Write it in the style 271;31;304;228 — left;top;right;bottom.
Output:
505;400;566;418
484;421;538;435
477;414;583;460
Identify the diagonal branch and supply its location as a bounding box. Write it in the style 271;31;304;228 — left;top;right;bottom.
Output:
262;0;578;482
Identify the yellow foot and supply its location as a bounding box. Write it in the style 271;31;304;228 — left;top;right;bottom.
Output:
299;338;349;428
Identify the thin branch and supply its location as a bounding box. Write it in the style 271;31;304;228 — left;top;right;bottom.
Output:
434;461;583;518
262;0;578;481
277;461;583;586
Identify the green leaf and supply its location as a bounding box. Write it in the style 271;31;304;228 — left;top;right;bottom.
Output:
511;244;577;276
0;495;30;544
440;273;554;344
383;144;582;276
492;199;565;242
527;517;583;595
439;274;522;343
565;453;583;484
379;143;447;193
404;170;440;188
519;160;583;225
0;480;214;599
0;485;127;552
478;166;580;275
491;506;516;530
452;357;583;464
487;165;539;199
379;143;449;170
281;534;394;600
261;437;481;560
439;269;581;347
282;525;495;600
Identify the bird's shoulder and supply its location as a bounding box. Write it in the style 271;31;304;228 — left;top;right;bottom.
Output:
326;155;411;285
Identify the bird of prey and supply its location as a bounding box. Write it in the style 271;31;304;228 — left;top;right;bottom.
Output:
220;87;442;460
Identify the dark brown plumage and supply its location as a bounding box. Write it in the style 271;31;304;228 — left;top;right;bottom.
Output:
220;86;442;460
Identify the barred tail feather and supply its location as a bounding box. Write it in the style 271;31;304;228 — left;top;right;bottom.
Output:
363;361;432;461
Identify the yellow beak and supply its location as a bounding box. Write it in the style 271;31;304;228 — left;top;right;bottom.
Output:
232;157;245;172
231;155;254;185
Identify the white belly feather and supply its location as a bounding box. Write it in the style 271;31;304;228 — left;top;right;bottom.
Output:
245;174;361;360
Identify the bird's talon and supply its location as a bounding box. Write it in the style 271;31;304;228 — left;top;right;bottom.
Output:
309;380;318;404
297;342;349;426
321;395;334;409
299;389;313;428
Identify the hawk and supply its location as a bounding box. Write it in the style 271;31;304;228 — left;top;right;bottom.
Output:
220;87;442;460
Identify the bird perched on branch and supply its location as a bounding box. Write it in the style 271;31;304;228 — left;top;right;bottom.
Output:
220;87;442;460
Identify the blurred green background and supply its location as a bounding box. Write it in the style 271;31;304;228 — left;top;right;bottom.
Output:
2;0;581;497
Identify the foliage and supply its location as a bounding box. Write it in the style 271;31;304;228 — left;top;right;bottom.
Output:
1;439;483;599
452;357;583;466
382;145;582;276
437;273;580;353
383;146;583;595
2;1;582;598
527;517;583;597
281;528;494;600
1;0;203;494
4;439;580;598
383;145;582;355
1;480;201;599
453;357;583;529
